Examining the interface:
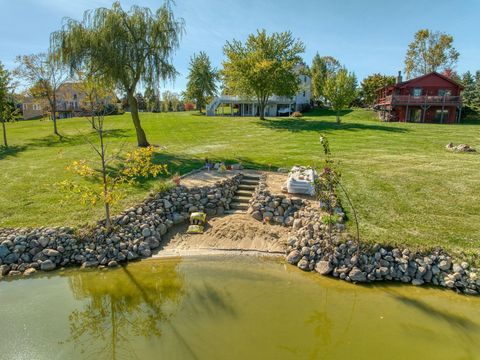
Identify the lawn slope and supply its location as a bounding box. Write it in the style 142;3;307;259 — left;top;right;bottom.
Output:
1;109;479;257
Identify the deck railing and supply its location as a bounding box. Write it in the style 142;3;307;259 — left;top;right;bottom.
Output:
377;95;461;106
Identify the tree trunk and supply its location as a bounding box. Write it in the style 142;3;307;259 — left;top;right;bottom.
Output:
52;94;60;136
259;101;266;120
336;110;341;124
2;121;7;147
128;92;150;147
99;126;112;229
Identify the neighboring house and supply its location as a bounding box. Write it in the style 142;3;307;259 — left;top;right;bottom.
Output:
374;71;463;123
22;99;45;119
21;82;115;120
206;65;311;117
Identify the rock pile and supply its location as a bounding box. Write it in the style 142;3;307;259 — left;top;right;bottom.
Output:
446;142;476;152
248;174;480;295
0;174;241;278
247;176;309;226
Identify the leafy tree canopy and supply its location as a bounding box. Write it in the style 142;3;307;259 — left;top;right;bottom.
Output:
311;53;341;102
51;1;185;146
405;29;459;79
323;67;357;123
222;29;305;120
360;73;396;107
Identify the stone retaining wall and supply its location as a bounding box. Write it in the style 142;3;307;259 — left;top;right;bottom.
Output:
247;175;308;226
0;174;242;278
248;176;479;295
286;206;479;295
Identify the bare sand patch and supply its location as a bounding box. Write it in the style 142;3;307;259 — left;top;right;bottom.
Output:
154;213;289;257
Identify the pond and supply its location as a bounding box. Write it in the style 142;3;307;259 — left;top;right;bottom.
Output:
1;255;479;360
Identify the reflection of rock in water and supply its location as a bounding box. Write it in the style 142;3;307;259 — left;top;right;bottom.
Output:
65;259;185;360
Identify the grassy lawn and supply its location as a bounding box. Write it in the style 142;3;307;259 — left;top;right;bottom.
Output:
1;109;479;258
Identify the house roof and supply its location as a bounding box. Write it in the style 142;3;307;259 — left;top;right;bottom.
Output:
378;71;464;91
396;71;464;90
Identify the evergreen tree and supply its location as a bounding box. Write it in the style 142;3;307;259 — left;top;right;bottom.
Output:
185;52;218;113
461;71;476;108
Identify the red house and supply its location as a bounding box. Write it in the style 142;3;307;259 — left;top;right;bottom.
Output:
375;71;463;123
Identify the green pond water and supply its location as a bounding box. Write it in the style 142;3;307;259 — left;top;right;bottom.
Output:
1;256;480;360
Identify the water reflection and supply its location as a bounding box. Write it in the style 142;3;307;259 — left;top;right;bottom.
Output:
65;259;185;359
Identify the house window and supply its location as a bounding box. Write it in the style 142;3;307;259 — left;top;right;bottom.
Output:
438;89;452;96
435;109;449;122
32;104;41;111
303;91;305;97
23;104;28;110
304;76;307;83
411;88;422;97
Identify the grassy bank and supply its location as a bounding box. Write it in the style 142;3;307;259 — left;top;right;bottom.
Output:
1;109;479;257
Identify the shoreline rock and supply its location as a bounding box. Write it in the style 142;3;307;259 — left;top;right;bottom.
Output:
0;173;242;279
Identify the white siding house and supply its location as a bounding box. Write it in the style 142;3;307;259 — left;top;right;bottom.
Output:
206;66;311;117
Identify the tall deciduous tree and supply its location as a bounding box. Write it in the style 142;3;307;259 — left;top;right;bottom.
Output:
0;61;18;147
310;53;341;102
222;30;305;120
185;52;218;113
360;73;396;107
323;68;357;123
15;53;69;136
51;1;185;147
404;29;459;79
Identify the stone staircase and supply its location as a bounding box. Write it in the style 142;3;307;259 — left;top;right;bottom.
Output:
225;174;261;214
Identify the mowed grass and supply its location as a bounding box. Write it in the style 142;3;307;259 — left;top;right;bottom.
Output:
1;109;479;257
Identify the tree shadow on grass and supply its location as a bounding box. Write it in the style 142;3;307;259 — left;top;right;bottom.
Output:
152;152;271;178
25;128;131;149
0;145;28;160
304;108;353;117
257;118;409;133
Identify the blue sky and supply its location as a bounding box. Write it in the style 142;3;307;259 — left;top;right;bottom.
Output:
1;0;479;93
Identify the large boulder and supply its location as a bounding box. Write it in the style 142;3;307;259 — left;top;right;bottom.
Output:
40;260;56;271
315;261;333;275
349;267;367;282
286;250;302;265
251;211;263;221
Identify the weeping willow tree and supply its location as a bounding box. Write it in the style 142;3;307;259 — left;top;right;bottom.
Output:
51;1;184;147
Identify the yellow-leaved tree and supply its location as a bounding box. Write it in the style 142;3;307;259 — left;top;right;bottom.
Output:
59;78;167;229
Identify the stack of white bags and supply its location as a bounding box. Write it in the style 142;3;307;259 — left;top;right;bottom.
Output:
282;166;316;196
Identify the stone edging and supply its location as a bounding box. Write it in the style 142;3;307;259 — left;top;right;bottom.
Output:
248;176;480;295
0;174;242;278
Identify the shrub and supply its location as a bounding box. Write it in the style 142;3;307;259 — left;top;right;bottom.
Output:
184;102;195;111
291;111;303;118
299;103;312;113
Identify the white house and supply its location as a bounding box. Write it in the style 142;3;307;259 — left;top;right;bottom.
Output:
206;66;311;117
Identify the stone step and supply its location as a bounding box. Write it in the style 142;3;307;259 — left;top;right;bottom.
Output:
230;202;249;210
232;196;251;204
241;179;259;186
235;190;253;197
224;209;246;215
242;175;261;181
238;184;256;191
